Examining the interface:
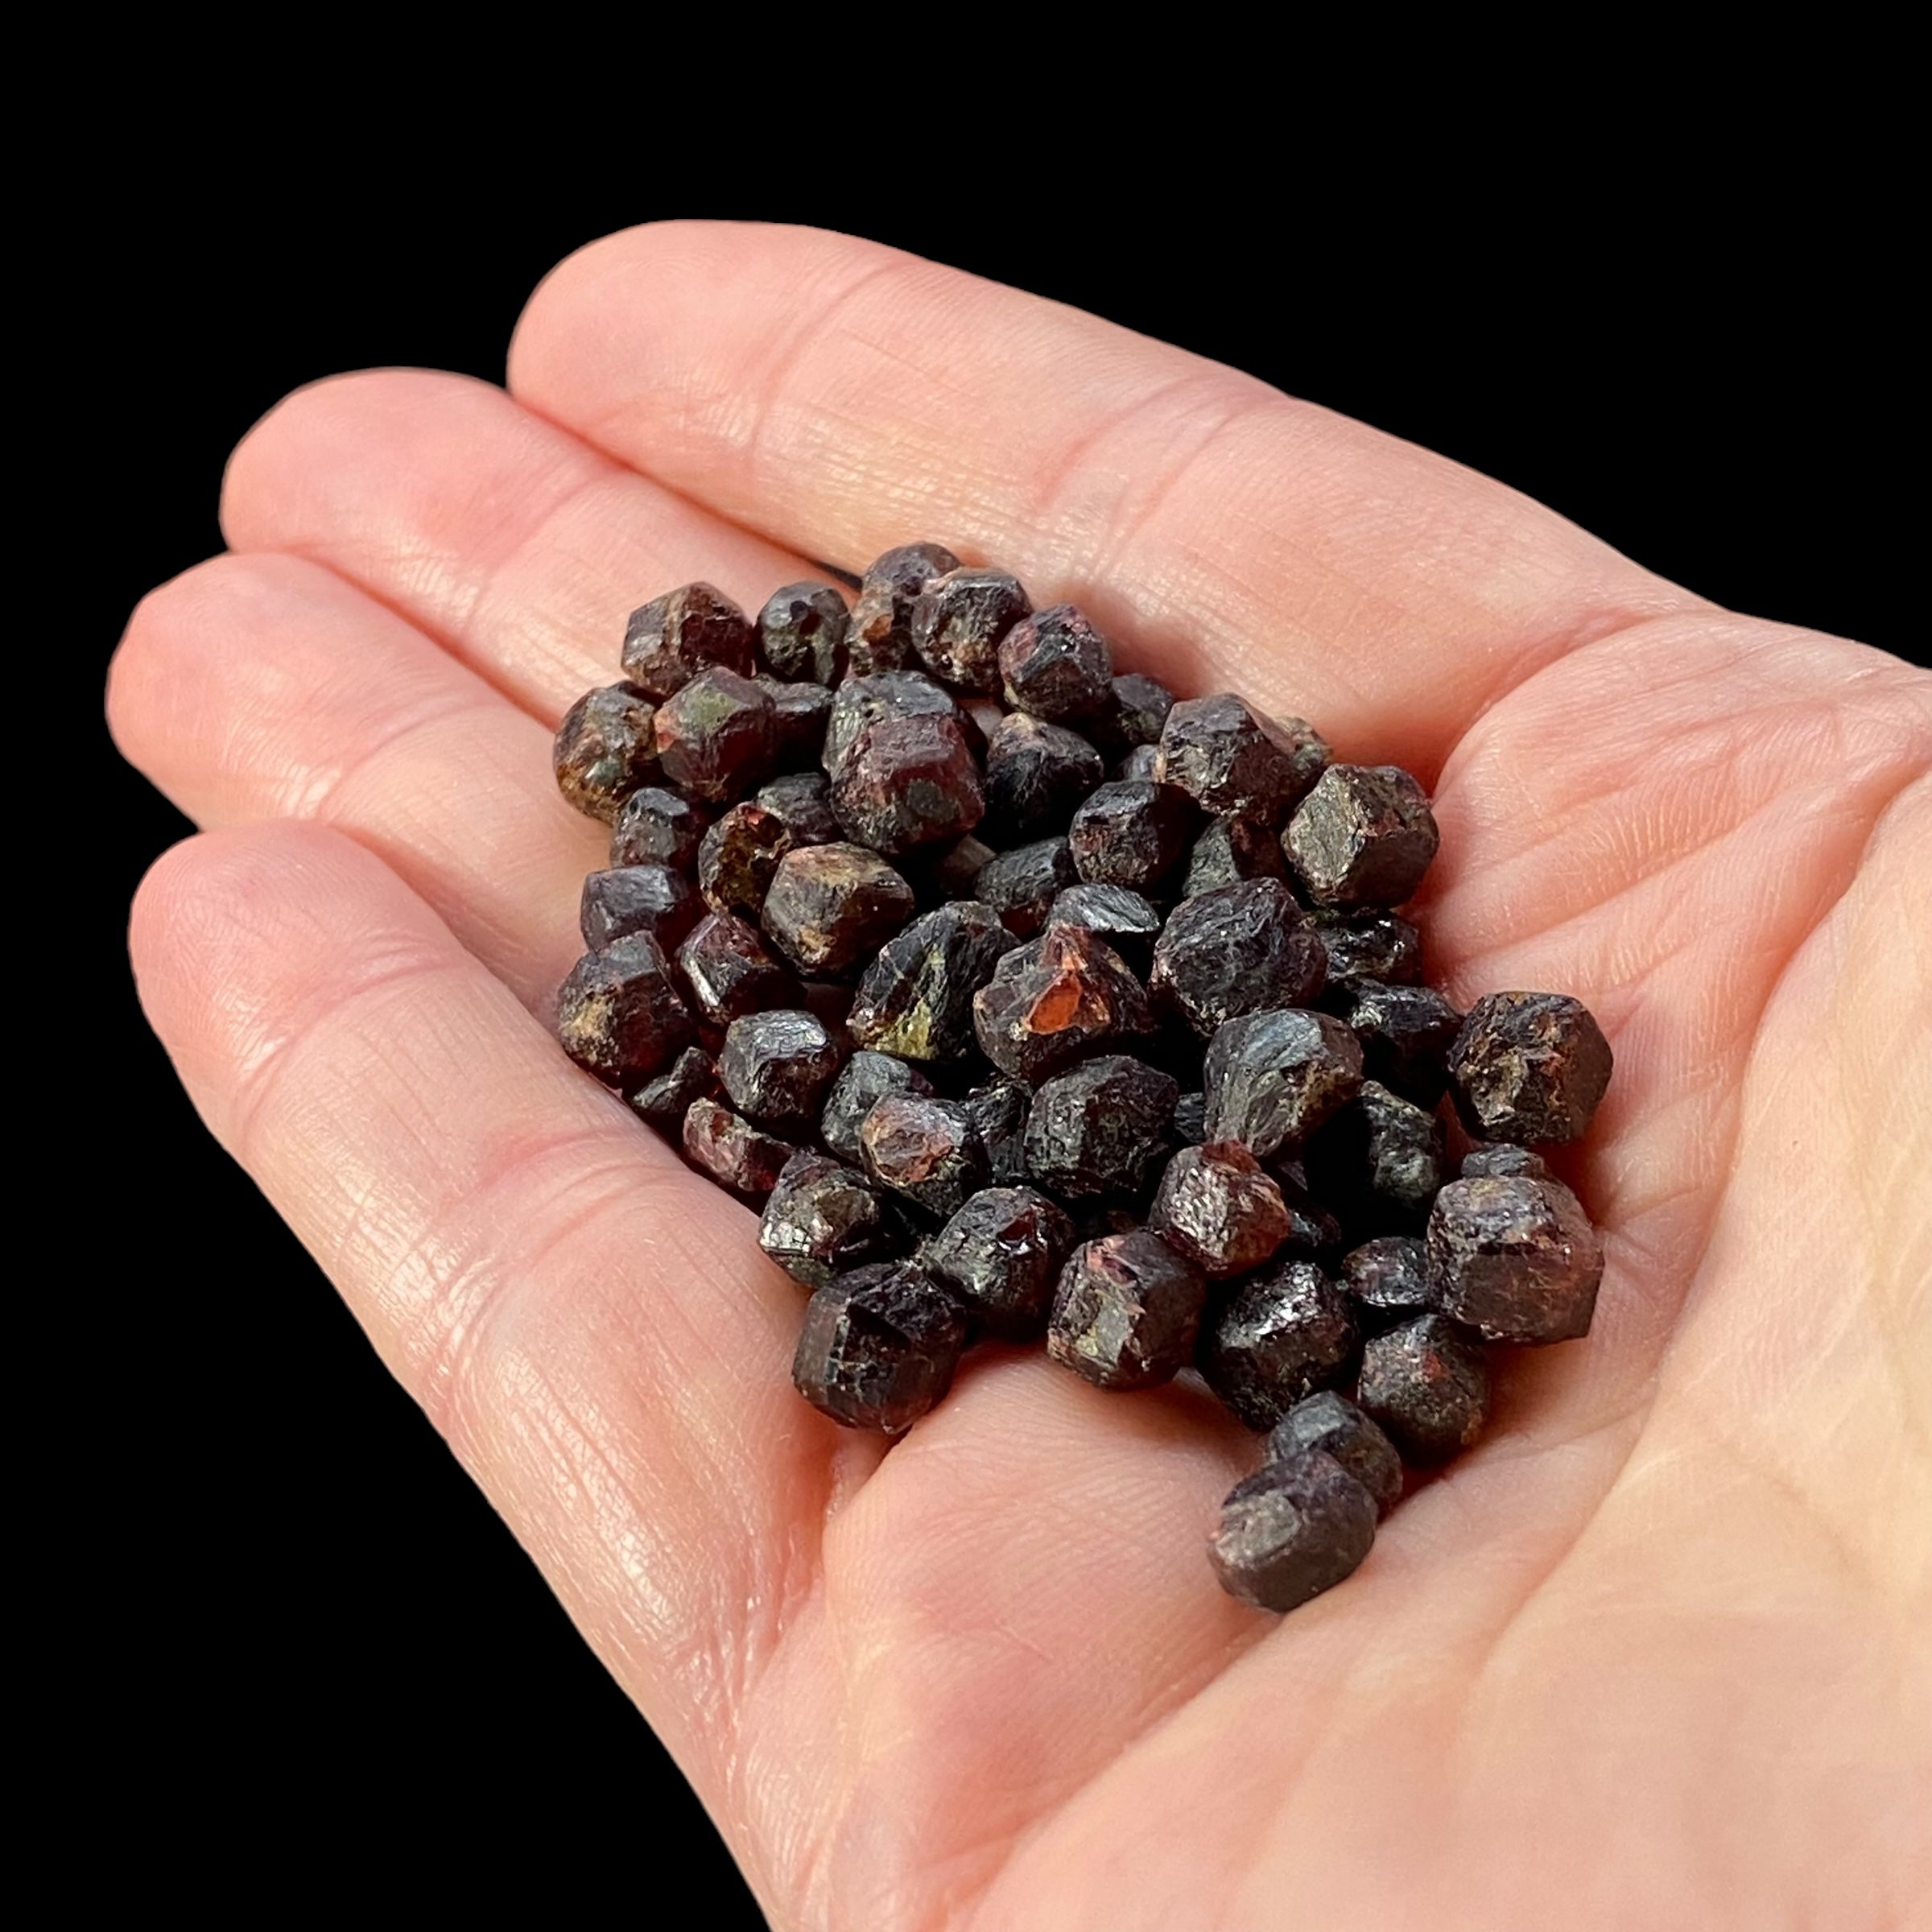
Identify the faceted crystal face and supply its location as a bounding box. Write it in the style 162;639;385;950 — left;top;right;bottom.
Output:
791;1262;968;1433
1201;1008;1364;1157
553;683;658;824
1265;1393;1404;1517
626;1046;720;1126
1208;1449;1377;1612
911;567;1031;692
1197;1258;1358;1430
972;838;1080;938
621;582;757;698
1047;1231;1208;1390
860;1095;989;1220
760;844;917;976
556;933;695;1087
1092;672;1174;757
754;771;844;848
923;1186;1076;1340
845;543;961;676
829;714;986;855
981;713;1106;843
1426;1174;1604;1343
764;678;832;768
1340;981;1463;1105
697;803;794;919
1181;815;1287;898
820;1052;935;1165
1044;883;1162;969
1023;1055;1179;1199
847;902;1018;1062
1285;763;1440;909
758;1150;900;1289
1150;881;1327;1038
1154;692;1329;824
1148;1141;1292;1278
758;580;850;686
1356;1315;1491;1463
680;1097;795;1199
611;786;708;871
972;926;1155;1082
997;604;1115;722
1448;992;1614;1146
964;1081;1032;1185
652;667;779;804
1311;910;1425;989
1338;1235;1435;1323
1067;781;1196;893
579;865;700;953
719;1009;845;1132
676;913;803;1030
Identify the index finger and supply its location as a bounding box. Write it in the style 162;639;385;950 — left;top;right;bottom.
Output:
509;221;1698;770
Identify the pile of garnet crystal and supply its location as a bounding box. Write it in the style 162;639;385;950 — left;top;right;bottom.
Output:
552;546;1612;1614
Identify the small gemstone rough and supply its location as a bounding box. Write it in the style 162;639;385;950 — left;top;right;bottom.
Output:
754;770;844;848
1339;1235;1435;1323
652;667;778;804
830;713;985;855
1311;910;1425;989
1148;1141;1291;1278
1154;693;1330;824
981;713;1106;843
912;567;1031;692
1181;815;1289;897
1116;744;1161;782
1047;1231;1207;1389
823;670;979;776
792;1261;968;1433
1150;881;1327;1038
973;926;1155;1082
1265;1392;1404;1517
972;837;1080;938
676;912;803;1030
1067;780;1195;892
698;803;794;919
760;844;917;976
820;1052;936;1164
1202;1009;1364;1157
1198;1258;1358;1430
1285;764;1440;908
1304;1080;1446;1229
758;1150;901;1288
848;901;1017;1062
626;1045;720;1125
965;1080;1032;1185
764;677;832;768
621;583;757;698
860;1094;989;1219
846;543;962;675
998;605;1115;721
1208;1450;1377;1612
1356;1315;1491;1462
610;785;708;871
557;933;696;1086
1340;980;1463;1105
1092;671;1174;756
1023;1055;1179;1199
579;864;700;953
719;1009;844;1132
681;1097;795;1198
923;1185;1076;1340
553;683;658;823
1046;883;1162;969
1426;1174;1604;1344
1447;992;1614;1146
758;580;849;686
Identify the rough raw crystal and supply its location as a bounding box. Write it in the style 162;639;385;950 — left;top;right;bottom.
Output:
972;925;1154;1081
830;713;985;855
681;1096;795;1198
1208;1451;1377;1612
997;604;1115;721
579;863;700;956
1425;1174;1604;1344
1023;1055;1179;1199
1311;910;1425;989
553;683;658;823
610;785;707;871
1067;781;1195;892
1339;980;1463;1105
758;580;849;685
1273;1162;1347;1257
972;837;1080;938
1339;1235;1435;1323
848;901;1018;1062
760;844;916;976
719;1009;844;1132
981;713;1106;842
1198;1259;1358;1429
921;833;997;903
820;1051;936;1164
621;583;757;698
859;1094;989;1219
1303;1081;1446;1228
763;676;833;768
758;1150;901;1288
1116;744;1161;782
1154;692;1329;824
626;1045;720;1126
1148;1141;1291;1278
845;542;961;675
792;1261;967;1432
1461;1143;1550;1179
557;933;696;1087
1447;992;1614;1146
1181;815;1289;897
652;667;778;804
1047;1231;1207;1389
911;566;1031;691
697;803;794;919
822;670;980;777
1202;1009;1364;1157
1356;1315;1491;1462
965;1080;1031;1185
1091;671;1174;757
1045;882;1162;969
1173;1091;1208;1146
923;1185;1076;1340
1285;764;1440;908
675;911;803;1030
1150;881;1327;1038
754;771;844;848
1265;1392;1404;1517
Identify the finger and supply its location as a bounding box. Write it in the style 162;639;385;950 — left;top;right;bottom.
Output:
109;552;600;1005
129;821;847;1915
220;368;815;723
510;221;1699;769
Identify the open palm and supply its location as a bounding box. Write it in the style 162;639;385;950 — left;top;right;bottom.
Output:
110;223;1930;1930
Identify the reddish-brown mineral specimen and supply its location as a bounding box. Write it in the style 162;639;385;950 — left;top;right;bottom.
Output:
1265;1392;1403;1517
681;1097;795;1198
621;582;756;698
763;676;832;768
792;1261;968;1432
1148;1141;1291;1278
557;933;695;1087
822;670;978;776
965;1080;1031;1185
972;837;1080;937
1045;884;1162;970
1048;1231;1207;1389
1181;815;1289;897
848;902;1017;1062
845;543;961;675
1339;980;1463;1106
652;667;778;804
754;771;844;848
911;566;1031;692
972;925;1154;1081
1024;1056;1179;1199
923;1185;1075;1340
676;912;803;1030
579;864;700;953
1356;1315;1491;1462
819;1051;936;1165
1208;1451;1377;1611
1154;693;1329;824
610;785;707;871
758;580;850;686
697;803;794;919
1338;1234;1435;1323
1068;780;1196;892
998;604;1115;721
758;1150;901;1288
1198;1259;1358;1430
1150;881;1327;1038
1202;1009;1364;1157
553;683;658;823
1285;764;1439;909
981;713;1106;843
830;713;985;855
626;1046;720;1126
1426;1174;1604;1344
1447;992;1613;1146
1461;1144;1550;1179
860;1094;989;1219
1091;671;1174;756
719;1009;844;1133
760;844;916;976
1311;910;1425;989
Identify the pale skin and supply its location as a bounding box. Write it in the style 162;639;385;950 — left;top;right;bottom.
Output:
109;222;1930;1931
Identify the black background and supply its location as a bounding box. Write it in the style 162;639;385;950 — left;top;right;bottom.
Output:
82;163;1915;1925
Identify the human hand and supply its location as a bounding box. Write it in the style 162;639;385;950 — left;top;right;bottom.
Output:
109;222;1930;1931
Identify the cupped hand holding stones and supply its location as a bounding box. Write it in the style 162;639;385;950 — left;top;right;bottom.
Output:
113;222;1930;1932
